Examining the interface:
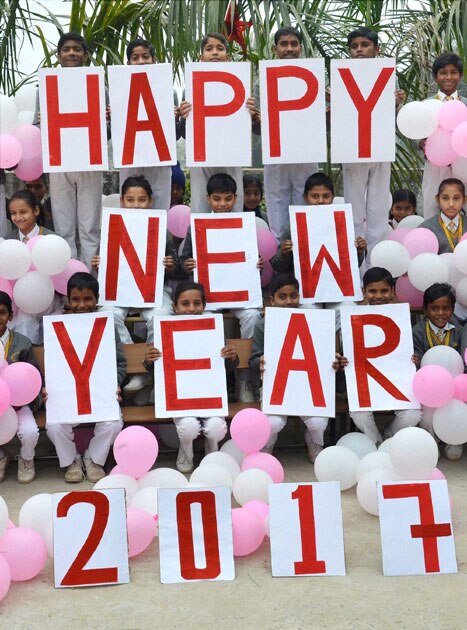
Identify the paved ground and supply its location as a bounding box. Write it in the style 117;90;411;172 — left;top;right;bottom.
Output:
1;446;467;630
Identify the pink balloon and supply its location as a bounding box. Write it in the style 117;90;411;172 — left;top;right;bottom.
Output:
13;124;42;159
0;279;13;299
241;452;284;483
0;134;22;168
231;507;265;556
230;408;271;454
243;500;269;521
110;465;124;475
453;373;467;402
395;275;424;308
425;127;458;166
386;228;412;244
6;520;15;530
0;378;11;416
0;555;11;602
167;204;191;238
257;228;278;260
429;467;446;481
126;507;158;557
0;527;47;581
113;426;159;478
25;234;43;251
0;362;42;406
51;259;89;295
261;259;274;288
438;100;467;131
13;154;43;182
412;365;455;408
451;122;467;159
0;407;18;445
403;228;439;257
461;233;467;243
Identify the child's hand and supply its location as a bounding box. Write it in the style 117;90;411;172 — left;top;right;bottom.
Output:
411;353;420;367
259;355;265;378
106;105;111;122
174;105;180;118
179;101;192;119
332;353;349;371
91;255;100;271
41;387;48;404
246;96;261;124
116;386;122;403
257;256;264;271
163;255;175;271
221;345;238;362
395;89;406;107
145;345;162;364
183;258;197;272
281;240;293;256
355;237;367;254
418;139;427;151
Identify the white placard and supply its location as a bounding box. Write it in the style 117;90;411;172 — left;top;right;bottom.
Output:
53;489;129;588
153;314;228;418
98;207;167;308
259;59;326;164
185;62;251;167
289;204;363;303
378;480;457;576
269;482;346;577
44;312;120;424
262;307;336;417
109;64;177;168
331;58;396;163
38;67;108;172
192;212;262;309
158;487;234;583
341;303;419;411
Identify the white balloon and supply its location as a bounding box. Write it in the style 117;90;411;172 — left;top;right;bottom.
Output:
102;193;121;208
44;521;54;558
190;463;233;488
138;467;188;489
370;241;411;277
255;217;269;231
13;271;55;314
455;276;467;305
233;469;273;505
356;451;393;482
31;234;71;275
94;474;140;505
200;451;241;480
336;433;377;459
220;439;246;465
439;252;465;287
397;215;424;229
0;94;18;133
408;253;449;291
420;345;464;376
378;438;393;453
452;156;467;182
0;406;18;444
433;399;467;445
389;427;438;479
314;446;360;491
130;487;158;517
0;239;31;279
357;468;400;515
18;493;53;538
17;110;34;125
0;496;8;537
184;482;207;488
396;101;440;139
454;240;467;274
14;83;38;113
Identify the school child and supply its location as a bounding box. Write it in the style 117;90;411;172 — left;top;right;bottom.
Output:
143;280;239;473
243;173;268;223
170;162;186;208
421;53;467;219
0;291;42;483
24;174;54;230
388;189;417;229
341;27;406;255
412;282;465;460
180;173;263;401
418;178;467;254
46;272;126;482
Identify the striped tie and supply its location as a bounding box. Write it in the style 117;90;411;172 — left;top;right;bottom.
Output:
448;221;457;234
436;329;445;342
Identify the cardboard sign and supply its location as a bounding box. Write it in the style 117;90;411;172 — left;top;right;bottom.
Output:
38;67;108;172
153;314;228;418
43;312;121;425
341;303;419;412
331;58;396;163
98;207;167;308
52;489;129;588
259;59;326;164
192;212;262;309
262;307;336;417
185;62;251;167
289;204;363;303
269;482;345;577
378;480;457;576
108;64;177;168
158;487;234;583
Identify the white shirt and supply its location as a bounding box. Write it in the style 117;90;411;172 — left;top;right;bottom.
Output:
19;224;39;243
428;321;455;338
440;212;459;228
0;328;10;358
436;90;459;101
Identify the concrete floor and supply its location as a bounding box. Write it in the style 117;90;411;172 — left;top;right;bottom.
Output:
1;448;467;630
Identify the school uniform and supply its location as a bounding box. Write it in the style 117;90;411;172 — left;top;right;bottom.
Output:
418;212;467;254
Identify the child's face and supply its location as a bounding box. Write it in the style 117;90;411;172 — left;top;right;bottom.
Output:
273;34;302;59
349;37;379;59
170;183;184;207
244;184;262;210
25;179;47;201
425;296;453;329
68;288;98;314
0;303;12;337
128;45;156;65
391;200;416;223
436;184;466;220
121;186;152;209
363;281;394;305
271;284;300;308
58;40;87;67
207;191;237;213
9;199;40;234
434;64;461;96
174;290;205;315
201;38;228;62
304;185;333;206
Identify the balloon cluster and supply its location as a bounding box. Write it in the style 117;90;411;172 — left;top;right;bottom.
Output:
0;89;43;182
397;99;467;178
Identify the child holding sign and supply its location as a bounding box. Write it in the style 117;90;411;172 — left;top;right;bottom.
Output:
143;281;239;473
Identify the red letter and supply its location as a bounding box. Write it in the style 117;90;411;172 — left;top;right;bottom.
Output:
122;72;171;165
270;312;325;407
46;73;103;166
161;318;223;411
382;483;452;573
351;314;410;407
176;491;221;580
267;65;319;157
192;71;245;162
195;217;248;304
53;317;107;414
296;210;355;298
338;66;394;158
292;485;326;574
105;214;160;302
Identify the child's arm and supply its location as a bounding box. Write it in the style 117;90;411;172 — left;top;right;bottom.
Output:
257;256;264;271
332;353;349;371
246;96;261;134
221;344;239;371
91;255;100;272
143;345;162;371
163;238;180;278
249;320;264;374
355;236;367;267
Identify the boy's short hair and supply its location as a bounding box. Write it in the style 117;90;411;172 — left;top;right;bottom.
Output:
57;32;88;54
391;189;417;208
274;27;302;45
8;189;45;226
0;291;13;315
121;175;153;198
206;173;237;196
362;267;394;288
347;27;378;47
304;172;334;195
67;272;99;300
243;173;263;196
126;38;156;60
432;52;464;77
200;33;228;53
174;281;206;306
423;283;456;309
438;178;466;197
270;273;300;296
